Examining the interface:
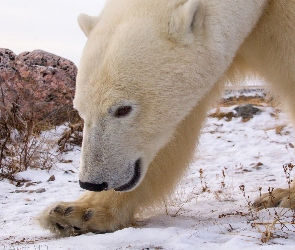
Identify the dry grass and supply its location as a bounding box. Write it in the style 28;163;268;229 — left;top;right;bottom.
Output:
166;160;294;243
209;108;236;121
0;76;80;184
240;163;295;243
58;121;83;152
0;105;58;184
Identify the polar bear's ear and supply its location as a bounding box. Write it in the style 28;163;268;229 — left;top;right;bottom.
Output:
168;0;205;43
78;13;100;37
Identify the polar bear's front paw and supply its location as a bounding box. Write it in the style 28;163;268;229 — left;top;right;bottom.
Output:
37;202;120;236
253;187;295;209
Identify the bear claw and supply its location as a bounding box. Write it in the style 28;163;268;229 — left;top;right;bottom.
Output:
52;205;63;214
83;209;93;222
56;223;65;230
64;206;74;216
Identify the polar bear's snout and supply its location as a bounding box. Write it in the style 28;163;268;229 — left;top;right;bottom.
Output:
114;159;141;192
79;180;108;192
79;159;142;192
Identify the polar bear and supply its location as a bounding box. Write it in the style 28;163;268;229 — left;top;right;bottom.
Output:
38;0;295;236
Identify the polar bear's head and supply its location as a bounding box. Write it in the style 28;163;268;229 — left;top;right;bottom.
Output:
74;0;209;192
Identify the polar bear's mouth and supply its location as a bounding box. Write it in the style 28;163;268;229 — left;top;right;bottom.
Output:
115;159;141;192
79;159;141;192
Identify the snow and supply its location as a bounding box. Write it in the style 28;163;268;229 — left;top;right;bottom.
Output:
1;89;294;249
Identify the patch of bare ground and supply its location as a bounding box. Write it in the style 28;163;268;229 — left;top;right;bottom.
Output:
221;95;270;107
209;88;281;122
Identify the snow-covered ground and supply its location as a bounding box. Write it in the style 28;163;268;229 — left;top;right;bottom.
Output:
1;89;294;250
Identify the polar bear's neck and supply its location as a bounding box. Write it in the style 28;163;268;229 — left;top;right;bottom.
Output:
100;0;268;86
189;0;269;97
203;0;268;63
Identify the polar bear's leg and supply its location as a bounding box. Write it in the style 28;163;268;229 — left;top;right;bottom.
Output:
254;83;295;209
252;85;295;210
235;0;295;209
37;190;136;236
38;82;224;236
253;182;295;209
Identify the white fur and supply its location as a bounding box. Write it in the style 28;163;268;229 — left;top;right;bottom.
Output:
38;0;295;236
74;0;267;190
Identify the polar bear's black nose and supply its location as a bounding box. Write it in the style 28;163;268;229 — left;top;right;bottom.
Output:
79;180;108;192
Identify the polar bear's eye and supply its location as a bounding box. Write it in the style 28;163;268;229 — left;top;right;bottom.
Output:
114;106;132;118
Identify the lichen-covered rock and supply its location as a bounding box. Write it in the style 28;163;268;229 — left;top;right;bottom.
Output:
234;104;261;121
0;49;78;132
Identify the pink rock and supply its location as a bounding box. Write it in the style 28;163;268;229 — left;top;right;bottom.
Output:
0;49;78;131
